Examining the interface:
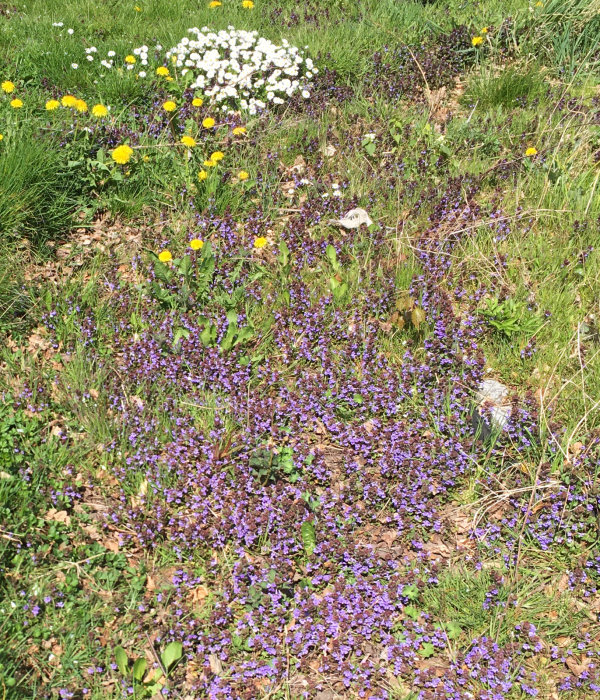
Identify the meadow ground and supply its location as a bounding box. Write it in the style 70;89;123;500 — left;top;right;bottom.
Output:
1;0;600;697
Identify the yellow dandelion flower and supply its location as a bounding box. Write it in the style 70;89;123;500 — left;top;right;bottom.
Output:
125;55;136;64
143;155;150;162
111;144;134;164
92;104;108;118
165;76;174;81
198;169;208;181
10;98;23;109
210;151;224;162
202;117;216;129
238;170;249;180
481;27;488;34
525;147;538;157
209;0;222;7
203;159;217;167
163;100;177;112
242;0;254;7
158;250;172;263
0;134;3;141
156;66;170;77
45;99;60;111
181;135;197;148
232;126;247;136
61;95;77;108
192;97;203;107
472;36;484;46
2;80;15;93
253;236;267;249
134;4;142;10
535;1;543;6
190;239;204;250
75;99;88;113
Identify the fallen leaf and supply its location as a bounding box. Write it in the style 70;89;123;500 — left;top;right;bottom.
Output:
190;585;209;605
46;509;71;526
82;524;101;540
380;530;397;547
208;654;223;675
565;655;592;677
102;538;120;553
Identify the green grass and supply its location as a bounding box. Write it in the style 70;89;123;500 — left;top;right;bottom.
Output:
0;129;79;242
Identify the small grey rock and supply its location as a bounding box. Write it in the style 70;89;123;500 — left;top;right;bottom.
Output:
472;379;511;438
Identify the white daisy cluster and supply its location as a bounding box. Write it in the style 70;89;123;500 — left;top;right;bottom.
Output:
164;26;317;114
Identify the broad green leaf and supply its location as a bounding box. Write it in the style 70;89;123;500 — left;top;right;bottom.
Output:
301;521;316;556
200;323;216;346
161;641;183;672
404;605;420;620
132;657;147;682
154;261;172;284
234;326;254;346
220;326;237;352
278;240;290;267
402;584;419;601
173;327;190;347
332;282;348;301
419;642;435;658
446;621;462;640
178;254;192;276
114;646;129;676
363;141;376;156
326;244;339;271
226;309;238;324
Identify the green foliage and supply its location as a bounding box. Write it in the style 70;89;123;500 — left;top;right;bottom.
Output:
0;251;33;337
527;0;600;76
300;520;316;556
0;131;79;243
326;244;349;302
112;641;183;697
148;243;215;312
465;66;546;109
479;297;542;339
0;398;39;473
249;446;300;484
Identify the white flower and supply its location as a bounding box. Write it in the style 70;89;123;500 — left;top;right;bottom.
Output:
67;28;74;34
138;71;146;77
71;63;78;69
163;27;316;115
52;21;64;27
86;55;94;61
